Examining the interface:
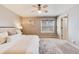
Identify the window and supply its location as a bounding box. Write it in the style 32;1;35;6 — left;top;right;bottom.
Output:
41;20;56;33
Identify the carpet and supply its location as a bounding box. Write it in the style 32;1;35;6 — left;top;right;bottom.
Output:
39;38;79;54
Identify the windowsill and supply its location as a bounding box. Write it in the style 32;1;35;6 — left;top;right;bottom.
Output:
41;31;54;33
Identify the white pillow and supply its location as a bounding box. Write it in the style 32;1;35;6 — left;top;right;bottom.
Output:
0;32;8;44
0;37;7;44
16;29;22;34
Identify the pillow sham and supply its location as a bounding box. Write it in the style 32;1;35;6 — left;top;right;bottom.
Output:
0;32;8;44
7;29;22;36
0;36;7;44
8;29;17;35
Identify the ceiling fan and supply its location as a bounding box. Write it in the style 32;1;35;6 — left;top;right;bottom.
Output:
32;4;48;13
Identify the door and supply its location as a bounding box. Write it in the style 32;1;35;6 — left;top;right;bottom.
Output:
61;16;68;40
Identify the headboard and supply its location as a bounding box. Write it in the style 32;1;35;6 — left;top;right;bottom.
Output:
0;27;20;35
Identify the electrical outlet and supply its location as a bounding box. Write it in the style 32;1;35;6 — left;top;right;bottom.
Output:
73;41;76;44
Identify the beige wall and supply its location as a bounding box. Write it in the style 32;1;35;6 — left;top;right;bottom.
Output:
0;5;20;27
21;16;58;38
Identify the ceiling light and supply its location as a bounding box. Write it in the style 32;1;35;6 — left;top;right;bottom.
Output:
38;10;42;13
32;4;48;13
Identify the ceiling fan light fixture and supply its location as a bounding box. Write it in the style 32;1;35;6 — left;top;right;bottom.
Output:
38;10;42;13
32;4;48;13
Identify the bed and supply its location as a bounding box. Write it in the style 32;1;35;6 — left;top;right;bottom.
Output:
0;27;40;54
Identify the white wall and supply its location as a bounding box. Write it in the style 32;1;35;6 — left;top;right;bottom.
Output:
0;5;20;27
68;5;79;46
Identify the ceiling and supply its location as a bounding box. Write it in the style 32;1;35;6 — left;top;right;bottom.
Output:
2;4;75;16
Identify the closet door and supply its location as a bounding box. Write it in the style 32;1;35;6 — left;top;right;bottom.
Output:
61;16;68;40
57;17;62;39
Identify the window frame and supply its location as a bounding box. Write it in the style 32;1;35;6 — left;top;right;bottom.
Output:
40;20;56;33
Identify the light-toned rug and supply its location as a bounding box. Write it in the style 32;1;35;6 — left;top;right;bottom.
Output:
39;38;79;54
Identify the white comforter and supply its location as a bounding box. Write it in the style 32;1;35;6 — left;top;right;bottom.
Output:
0;35;40;54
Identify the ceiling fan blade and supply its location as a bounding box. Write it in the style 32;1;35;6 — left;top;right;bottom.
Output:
45;10;48;13
32;5;38;8
42;4;48;8
42;9;48;13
